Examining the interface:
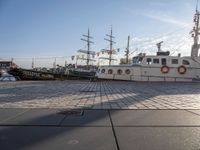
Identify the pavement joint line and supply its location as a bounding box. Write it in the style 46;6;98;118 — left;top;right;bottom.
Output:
108;110;120;150
0;109;31;123
113;125;200;127
0;125;113;127
58;115;68;126
184;109;200;117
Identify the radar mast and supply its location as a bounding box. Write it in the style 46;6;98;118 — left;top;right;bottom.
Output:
191;0;200;57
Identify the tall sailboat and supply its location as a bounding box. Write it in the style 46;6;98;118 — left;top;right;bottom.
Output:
66;29;96;79
77;29;96;69
99;27;118;66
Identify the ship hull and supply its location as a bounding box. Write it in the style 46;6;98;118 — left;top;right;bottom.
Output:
8;68;58;80
97;65;200;82
8;68;96;80
66;69;96;79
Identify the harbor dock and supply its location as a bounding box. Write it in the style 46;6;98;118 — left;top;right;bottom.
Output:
0;80;200;150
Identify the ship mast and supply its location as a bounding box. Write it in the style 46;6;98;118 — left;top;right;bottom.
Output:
101;27;116;66
125;36;130;64
191;1;200;57
78;29;95;69
32;58;34;69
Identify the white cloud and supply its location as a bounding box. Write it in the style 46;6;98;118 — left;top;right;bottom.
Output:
128;32;192;57
143;11;190;27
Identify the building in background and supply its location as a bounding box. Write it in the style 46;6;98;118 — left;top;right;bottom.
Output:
0;61;18;72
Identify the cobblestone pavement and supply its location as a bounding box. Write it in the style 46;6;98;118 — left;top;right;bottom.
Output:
0;80;200;109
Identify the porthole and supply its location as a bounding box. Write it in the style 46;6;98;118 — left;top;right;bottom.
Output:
125;69;131;74
101;69;105;73
117;69;123;75
108;69;113;74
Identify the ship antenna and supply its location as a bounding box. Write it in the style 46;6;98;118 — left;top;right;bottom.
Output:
191;1;200;57
196;0;199;12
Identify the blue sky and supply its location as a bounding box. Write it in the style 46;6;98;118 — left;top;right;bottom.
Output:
0;0;197;67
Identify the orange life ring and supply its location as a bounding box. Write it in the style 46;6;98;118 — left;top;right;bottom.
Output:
161;65;169;74
178;65;186;74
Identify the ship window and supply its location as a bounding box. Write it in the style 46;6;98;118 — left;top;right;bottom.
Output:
108;69;113;74
138;57;143;63
125;69;131;74
146;58;152;65
153;59;159;64
133;56;143;64
183;60;190;65
117;69;123;75
172;59;178;64
101;69;105;73
161;58;166;65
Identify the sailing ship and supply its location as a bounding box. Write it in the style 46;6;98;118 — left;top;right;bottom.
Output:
96;8;200;82
66;29;96;79
7;29;97;80
8;68;64;80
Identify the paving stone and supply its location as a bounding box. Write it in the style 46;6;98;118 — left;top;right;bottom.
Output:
110;110;200;126
115;127;200;150
0;127;116;150
1;81;200;109
0;108;29;123
1;109;65;125
61;110;111;126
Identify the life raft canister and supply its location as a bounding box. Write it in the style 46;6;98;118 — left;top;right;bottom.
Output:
177;65;187;74
161;65;170;74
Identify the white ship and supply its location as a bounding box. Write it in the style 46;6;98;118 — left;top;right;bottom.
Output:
96;8;200;82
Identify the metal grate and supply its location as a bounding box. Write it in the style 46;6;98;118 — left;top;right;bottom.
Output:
57;110;84;116
80;90;96;92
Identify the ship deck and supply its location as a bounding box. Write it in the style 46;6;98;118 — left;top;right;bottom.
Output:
1;80;200;150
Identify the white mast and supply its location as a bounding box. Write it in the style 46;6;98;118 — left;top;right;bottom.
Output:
125;36;130;64
191;0;200;57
